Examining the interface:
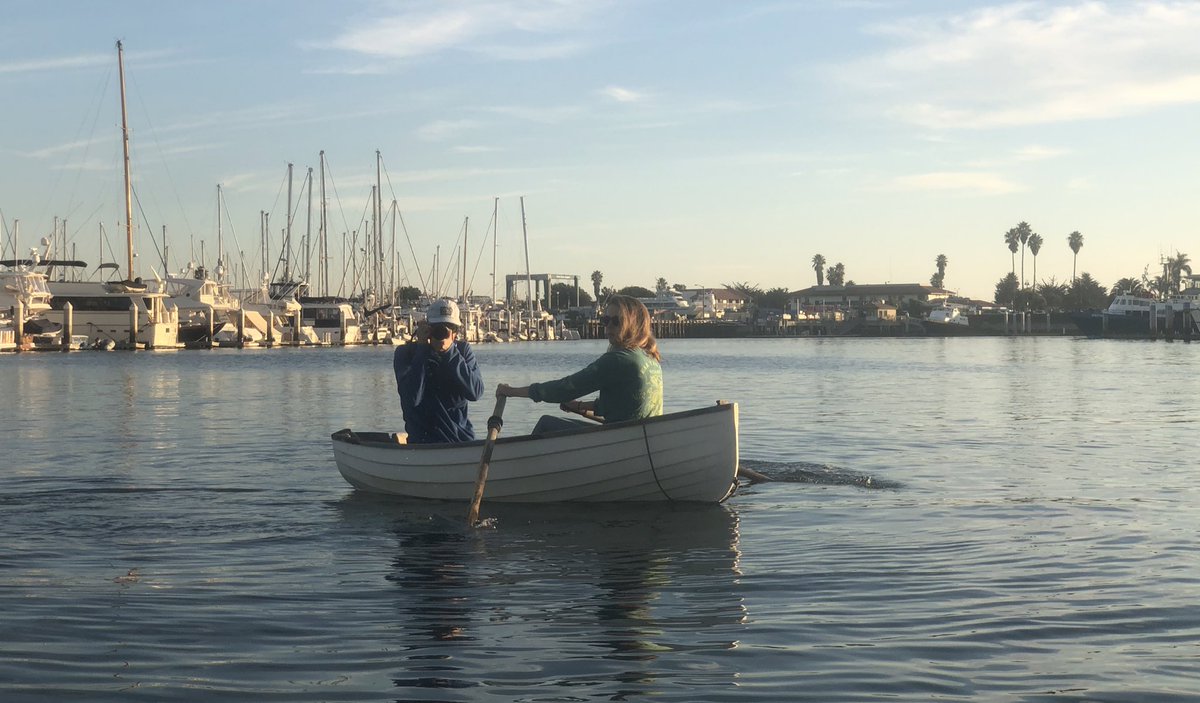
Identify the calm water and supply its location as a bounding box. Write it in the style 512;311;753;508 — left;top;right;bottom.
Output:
2;337;1198;702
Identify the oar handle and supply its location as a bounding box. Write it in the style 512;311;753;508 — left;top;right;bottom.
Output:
467;393;507;525
559;400;603;424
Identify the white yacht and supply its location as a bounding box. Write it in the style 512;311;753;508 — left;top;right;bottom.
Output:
165;264;241;348
637;291;693;316
2;255;95;350
45;277;179;349
926;305;969;327
299;297;363;345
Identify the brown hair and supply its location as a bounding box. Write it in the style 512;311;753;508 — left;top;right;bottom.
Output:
605;295;661;361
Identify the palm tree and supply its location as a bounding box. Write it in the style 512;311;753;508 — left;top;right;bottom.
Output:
1027;233;1043;287
1067;231;1084;282
935;254;947;287
1167;252;1192;292
1016;221;1032;287
827;262;846;287
590;270;603;302
811;254;826;286
1110;277;1145;297
1004;227;1020;276
655;277;669;294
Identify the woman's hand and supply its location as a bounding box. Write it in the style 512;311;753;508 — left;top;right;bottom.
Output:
497;383;530;398
559;399;594;414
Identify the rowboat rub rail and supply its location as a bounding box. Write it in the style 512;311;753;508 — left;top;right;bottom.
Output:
331;402;740;504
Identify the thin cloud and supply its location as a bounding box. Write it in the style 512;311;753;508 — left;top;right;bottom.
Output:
418;119;482;141
0;53;110;74
1013;145;1068;161
486;104;586;124
316;0;611;63
885;171;1025;195
24;137;110;160
600;85;647;103
840;2;1200;129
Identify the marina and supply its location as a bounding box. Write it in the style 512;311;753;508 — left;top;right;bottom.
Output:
2;337;1198;701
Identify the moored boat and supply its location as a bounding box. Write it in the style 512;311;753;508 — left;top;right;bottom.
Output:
331;402;740;503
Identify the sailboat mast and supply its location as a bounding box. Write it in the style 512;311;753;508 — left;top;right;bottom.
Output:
284;163;293;281
521;196;534;326
462;216;468;301
304;167;313;286
319;151;327;296
491;197;498;303
375;150;383;300
216;183;223;279
117;40;134;280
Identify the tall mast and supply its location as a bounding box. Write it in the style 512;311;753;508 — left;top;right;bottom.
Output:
117;41;135;281
390;199;397;307
462;216;468;301
319;151;328;297
375;150;383;300
491;197;498;303
521;196;534;325
304;167;313;285
284;163;293;281
216;183;223;279
369;185;377;297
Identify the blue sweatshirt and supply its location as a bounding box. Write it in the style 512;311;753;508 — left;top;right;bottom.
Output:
393;340;484;443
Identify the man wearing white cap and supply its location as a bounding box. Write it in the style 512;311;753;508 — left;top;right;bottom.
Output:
393;298;484;443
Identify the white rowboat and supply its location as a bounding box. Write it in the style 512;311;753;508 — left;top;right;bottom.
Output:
331;402;739;503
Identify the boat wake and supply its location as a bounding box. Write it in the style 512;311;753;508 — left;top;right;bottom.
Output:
739;460;900;489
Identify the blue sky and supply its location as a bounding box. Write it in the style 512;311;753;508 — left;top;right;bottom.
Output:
2;0;1198;301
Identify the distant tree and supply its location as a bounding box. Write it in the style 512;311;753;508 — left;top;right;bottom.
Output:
1027;233;1043;287
600;285;618;299
1068;272;1107;310
549;282;592;310
396;285;422;305
590;270;603;301
1014;286;1044;311
761;286;792;311
827;262;846;287
930;253;948;288
1110;277;1146;298
1036;279;1069;310
994;272;1019;308
1167;252;1192;292
617;285;655;298
1004;227;1020;276
1016;221;1033;287
1149;271;1172;300
672;283;687;292
811;254;826;286
845;280;856;286
724;281;765;319
1067;231;1084;282
655;277;669;294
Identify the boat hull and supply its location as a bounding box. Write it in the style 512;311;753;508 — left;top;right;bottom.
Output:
331;403;739;503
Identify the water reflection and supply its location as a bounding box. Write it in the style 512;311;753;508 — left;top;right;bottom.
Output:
334;496;745;701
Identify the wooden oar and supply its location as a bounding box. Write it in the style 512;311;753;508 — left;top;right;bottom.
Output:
736;465;771;483
467;392;507;526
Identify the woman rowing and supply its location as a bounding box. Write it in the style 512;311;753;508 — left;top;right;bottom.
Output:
497;295;662;433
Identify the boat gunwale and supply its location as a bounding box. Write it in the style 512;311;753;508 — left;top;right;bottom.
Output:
331;402;735;450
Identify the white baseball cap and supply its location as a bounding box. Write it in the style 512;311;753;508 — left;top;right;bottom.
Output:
426;299;462;328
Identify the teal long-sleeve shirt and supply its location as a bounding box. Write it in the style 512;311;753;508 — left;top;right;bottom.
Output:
528;347;662;423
